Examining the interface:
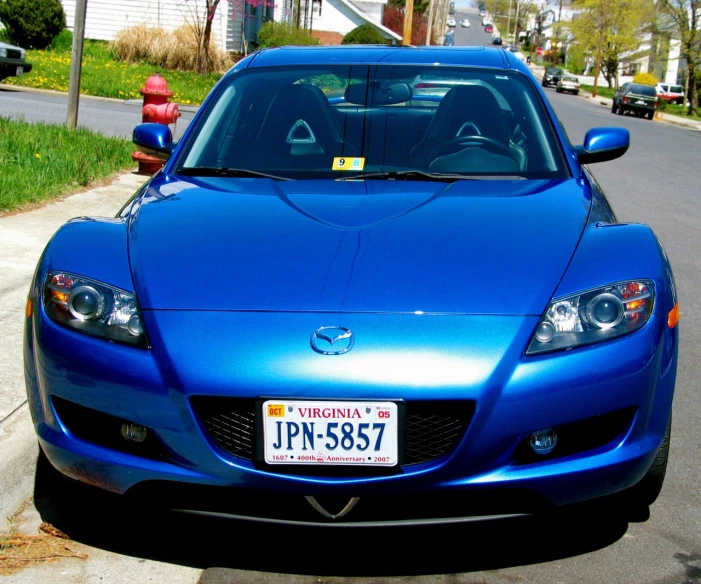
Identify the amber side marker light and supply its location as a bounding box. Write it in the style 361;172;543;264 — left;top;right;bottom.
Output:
668;303;680;328
26;298;33;318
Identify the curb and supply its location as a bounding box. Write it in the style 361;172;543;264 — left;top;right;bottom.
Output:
0;404;39;532
1;83;200;113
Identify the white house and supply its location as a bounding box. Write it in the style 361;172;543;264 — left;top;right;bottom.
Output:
59;0;398;54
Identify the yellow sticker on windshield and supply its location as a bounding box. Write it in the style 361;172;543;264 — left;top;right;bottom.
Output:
332;157;365;171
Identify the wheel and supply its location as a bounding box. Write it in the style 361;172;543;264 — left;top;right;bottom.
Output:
619;414;671;507
676;98;684;105
573;91;579;96
556;87;562;93
611;101;618;114
647;111;655;120
617;105;624;115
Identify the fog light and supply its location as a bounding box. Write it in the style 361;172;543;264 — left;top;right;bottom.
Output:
121;423;148;443
529;428;558;455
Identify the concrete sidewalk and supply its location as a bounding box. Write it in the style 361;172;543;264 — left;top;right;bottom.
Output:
0;171;202;582
528;64;701;132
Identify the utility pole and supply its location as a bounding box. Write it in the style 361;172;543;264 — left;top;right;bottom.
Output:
592;1;606;98
512;0;520;45
507;0;513;43
425;0;435;45
403;0;415;45
66;0;88;130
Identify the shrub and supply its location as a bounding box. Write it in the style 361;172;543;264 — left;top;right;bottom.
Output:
50;28;73;52
633;72;658;86
112;24;230;73
256;22;320;48
0;0;66;49
341;24;387;45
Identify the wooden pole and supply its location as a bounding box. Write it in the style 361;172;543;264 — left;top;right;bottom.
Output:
506;0;513;44
66;0;88;130
403;0;414;45
425;0;434;45
592;2;606;98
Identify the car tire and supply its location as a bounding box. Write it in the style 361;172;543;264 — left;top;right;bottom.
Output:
611;102;618;114
617;105;624;115
573;91;579;96
647;111;655;120
620;414;671;508
556;87;561;93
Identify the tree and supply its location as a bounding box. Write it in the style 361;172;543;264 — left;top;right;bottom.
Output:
342;23;387;44
655;0;701;115
569;0;654;95
0;0;65;49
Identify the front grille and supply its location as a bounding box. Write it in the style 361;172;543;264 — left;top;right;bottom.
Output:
191;398;474;467
6;49;21;60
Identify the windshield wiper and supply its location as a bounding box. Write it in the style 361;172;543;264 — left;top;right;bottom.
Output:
338;170;468;182
177;167;292;181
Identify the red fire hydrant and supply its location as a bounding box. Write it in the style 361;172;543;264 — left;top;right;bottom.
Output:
132;73;181;175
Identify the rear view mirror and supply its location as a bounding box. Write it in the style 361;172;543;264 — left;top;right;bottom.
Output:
345;82;412;105
574;127;629;164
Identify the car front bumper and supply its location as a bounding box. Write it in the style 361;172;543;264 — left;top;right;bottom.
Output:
0;58;32;78
26;307;677;522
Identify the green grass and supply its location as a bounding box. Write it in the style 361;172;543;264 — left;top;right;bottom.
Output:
580;84;616;99
4;41;221;105
0;117;134;212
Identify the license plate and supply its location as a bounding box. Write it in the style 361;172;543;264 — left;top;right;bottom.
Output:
636;100;647;104
262;400;398;466
16;67;23;76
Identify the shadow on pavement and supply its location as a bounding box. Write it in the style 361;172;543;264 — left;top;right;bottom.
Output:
33;450;639;577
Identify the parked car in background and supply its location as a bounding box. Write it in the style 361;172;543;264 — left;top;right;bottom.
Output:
482;16;492;26
541;67;564;88
556;75;580;95
655;83;685;105
443;31;455;46
612;82;659;120
485;24;494;33
0;41;32;83
509;47;526;63
461;19;470;27
492;35;502;45
447;16;457;27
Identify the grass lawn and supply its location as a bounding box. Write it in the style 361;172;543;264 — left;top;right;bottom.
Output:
4;41;221;105
0;117;134;213
580;84;616;99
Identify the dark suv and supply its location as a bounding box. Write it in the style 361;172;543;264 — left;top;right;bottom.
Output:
612;83;658;120
542;67;563;88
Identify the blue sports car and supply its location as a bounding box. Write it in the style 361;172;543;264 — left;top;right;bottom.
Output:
24;46;678;525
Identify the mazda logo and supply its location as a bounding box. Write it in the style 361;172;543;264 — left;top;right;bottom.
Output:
310;326;355;355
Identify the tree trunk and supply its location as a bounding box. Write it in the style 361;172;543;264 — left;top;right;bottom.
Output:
689;65;698;116
198;1;218;75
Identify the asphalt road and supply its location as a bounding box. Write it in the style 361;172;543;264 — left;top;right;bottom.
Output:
3;16;701;582
0;87;195;138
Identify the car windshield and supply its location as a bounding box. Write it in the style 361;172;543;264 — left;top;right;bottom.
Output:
547;68;562;75
177;65;568;180
629;84;657;97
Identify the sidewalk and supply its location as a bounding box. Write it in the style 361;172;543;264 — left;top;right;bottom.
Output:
528;64;701;132
0;171;202;582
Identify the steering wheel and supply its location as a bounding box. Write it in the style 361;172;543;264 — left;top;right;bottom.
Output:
432;135;513;160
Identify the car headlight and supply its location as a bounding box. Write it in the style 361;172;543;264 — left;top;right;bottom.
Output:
527;280;654;355
19;48;26;59
43;271;148;348
0;48;7;58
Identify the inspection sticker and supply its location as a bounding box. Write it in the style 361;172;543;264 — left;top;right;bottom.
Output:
332;157;365;171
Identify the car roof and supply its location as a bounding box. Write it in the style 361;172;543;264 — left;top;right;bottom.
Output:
244;45;510;70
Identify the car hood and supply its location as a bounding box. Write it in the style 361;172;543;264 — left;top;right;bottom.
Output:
128;175;591;314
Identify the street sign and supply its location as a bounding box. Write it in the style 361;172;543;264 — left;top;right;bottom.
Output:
536;47;544;56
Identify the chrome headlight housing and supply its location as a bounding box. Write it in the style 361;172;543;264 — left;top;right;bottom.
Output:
527;280;654;355
43;272;148;348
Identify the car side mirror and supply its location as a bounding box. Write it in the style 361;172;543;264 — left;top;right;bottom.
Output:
574;127;629;164
133;123;175;161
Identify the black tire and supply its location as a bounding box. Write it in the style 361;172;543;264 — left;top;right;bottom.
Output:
611;101;618;114
617;105;624;115
556;87;561;93
647;111;655;120
619;415;671;507
676;98;684;105
573;91;579;96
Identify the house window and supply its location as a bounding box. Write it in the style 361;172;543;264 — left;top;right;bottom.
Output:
313;0;322;17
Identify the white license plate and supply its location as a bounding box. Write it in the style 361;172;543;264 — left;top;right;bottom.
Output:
16;66;23;76
263;400;398;466
636;100;647;104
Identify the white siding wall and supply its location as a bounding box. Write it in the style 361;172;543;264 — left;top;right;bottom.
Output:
61;0;231;51
312;0;365;35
